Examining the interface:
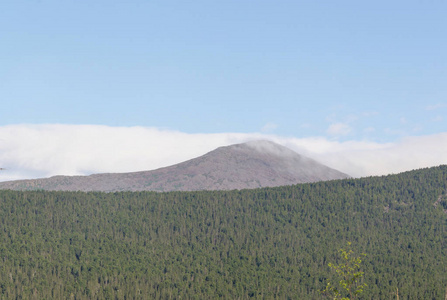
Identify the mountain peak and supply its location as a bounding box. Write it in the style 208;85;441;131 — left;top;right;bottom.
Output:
231;140;299;156
0;141;349;192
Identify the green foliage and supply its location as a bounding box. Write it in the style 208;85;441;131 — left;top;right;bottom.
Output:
322;242;367;299
0;165;445;298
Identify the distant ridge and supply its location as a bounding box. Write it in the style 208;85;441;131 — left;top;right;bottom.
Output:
0;140;349;192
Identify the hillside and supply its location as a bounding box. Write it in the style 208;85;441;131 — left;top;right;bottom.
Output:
0;140;349;192
0;165;446;299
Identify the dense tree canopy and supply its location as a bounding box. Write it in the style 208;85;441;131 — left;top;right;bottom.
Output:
0;166;446;299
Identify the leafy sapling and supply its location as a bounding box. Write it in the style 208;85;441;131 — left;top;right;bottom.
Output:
321;242;367;300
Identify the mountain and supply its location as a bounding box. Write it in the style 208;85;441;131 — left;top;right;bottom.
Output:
0;140;349;192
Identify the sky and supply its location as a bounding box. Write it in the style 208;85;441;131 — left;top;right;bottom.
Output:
1;1;446;182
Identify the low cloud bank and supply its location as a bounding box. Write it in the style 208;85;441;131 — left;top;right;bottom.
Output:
0;124;446;182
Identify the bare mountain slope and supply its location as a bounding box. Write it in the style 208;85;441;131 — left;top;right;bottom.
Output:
0;140;349;192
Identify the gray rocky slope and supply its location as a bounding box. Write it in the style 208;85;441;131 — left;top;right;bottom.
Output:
0;140;349;192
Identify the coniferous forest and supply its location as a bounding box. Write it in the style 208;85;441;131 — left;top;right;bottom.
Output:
0;166;446;299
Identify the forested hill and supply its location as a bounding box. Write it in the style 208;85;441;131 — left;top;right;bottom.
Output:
0;166;446;299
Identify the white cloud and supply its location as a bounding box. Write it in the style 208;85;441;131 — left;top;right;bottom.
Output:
384;127;407;137
363;126;375;133
0;124;446;182
292;134;447;178
0;124;259;182
326;123;352;136
261;122;278;133
362;111;379;117
300;123;311;129
426;103;447;111
431;115;444;122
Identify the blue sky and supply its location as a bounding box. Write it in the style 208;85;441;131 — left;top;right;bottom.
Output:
0;1;446;181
